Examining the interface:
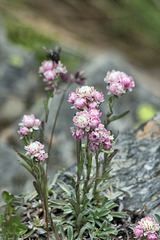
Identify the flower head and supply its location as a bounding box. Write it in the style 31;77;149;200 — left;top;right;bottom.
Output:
18;127;30;137
18;114;41;137
39;60;68;91
104;70;135;95
37;153;48;162
69;86;104;110
76;86;95;98
25;141;48;161
134;226;144;238
134;216;160;239
73;111;90;129
39;60;54;73
71;128;85;140
89;117;100;129
89;142;99;153
74;98;87;109
147;233;158;240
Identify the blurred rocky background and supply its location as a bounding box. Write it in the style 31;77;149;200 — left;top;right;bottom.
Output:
0;0;160;206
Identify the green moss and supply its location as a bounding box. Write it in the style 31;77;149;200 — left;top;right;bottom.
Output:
2;16;84;69
137;103;156;123
8;54;24;67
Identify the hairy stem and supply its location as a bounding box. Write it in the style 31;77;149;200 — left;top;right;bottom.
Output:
83;134;91;194
76;139;81;207
94;152;99;195
103;149;118;175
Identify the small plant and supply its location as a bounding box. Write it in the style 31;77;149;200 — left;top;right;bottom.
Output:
1;45;158;240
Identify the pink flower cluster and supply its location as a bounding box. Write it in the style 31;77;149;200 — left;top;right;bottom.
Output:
25;141;48;162
18;114;41;138
134;216;160;240
69;86;114;153
39;60;67;90
104;70;135;95
68;86;104;110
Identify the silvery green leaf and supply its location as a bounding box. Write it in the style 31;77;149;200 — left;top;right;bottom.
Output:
67;226;73;240
18;160;33;176
104;201;118;210
110;211;126;218
154;214;160;224
108;110;129;124
58;181;70;195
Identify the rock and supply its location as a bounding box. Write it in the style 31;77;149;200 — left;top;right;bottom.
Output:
0;18;39;130
0;19;39;198
0;95;25;129
0;141;34;202
111;112;160;214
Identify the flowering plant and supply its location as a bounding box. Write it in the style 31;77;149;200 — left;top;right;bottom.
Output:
1;46;159;240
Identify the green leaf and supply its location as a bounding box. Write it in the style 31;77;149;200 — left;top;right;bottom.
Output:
58;181;71;196
0;214;4;228
33;181;41;198
100;149;113;154
22;228;35;239
3;216;28;235
104;201;118;210
14;149;31;164
98;209;110;218
59;225;66;239
154;214;160;224
110;211;126;218
78;222;93;238
78;151;85;178
96;227;116;236
7;205;14;214
102;197;109;207
67;226;73;240
107;95;118;117
76;213;83;228
18;160;33;176
2;191;14;204
100;220;107;230
50;199;67;207
108;110;129;124
69;199;79;217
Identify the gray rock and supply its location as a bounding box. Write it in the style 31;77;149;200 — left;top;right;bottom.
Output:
0;142;34;202
0;18;38;129
111;112;160;214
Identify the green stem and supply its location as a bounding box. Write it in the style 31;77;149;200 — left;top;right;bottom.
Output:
103;149;118;175
102;152;108;175
83;134;91;194
30;160;50;239
94;152;99;195
76;139;81;207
